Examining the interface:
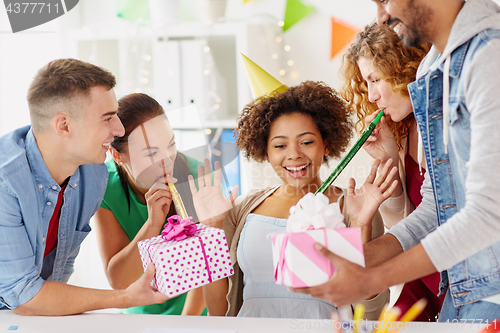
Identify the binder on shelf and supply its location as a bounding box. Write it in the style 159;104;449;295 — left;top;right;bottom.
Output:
179;39;229;124
153;40;182;122
180;39;205;122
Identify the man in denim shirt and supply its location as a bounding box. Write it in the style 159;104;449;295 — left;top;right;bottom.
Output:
0;59;168;315
292;0;500;321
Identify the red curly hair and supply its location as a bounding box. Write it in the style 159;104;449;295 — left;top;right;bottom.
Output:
340;23;430;148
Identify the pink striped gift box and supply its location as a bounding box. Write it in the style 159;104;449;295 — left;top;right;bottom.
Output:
271;228;364;288
137;225;234;297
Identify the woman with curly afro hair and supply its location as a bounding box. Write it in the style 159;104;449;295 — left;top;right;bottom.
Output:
197;80;398;320
340;23;441;322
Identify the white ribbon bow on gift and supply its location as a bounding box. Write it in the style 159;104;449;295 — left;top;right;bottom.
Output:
286;192;345;232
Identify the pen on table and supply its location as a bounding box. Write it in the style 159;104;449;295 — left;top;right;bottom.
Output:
388;298;427;333
315;110;384;194
372;305;388;333
332;310;342;333
353;303;365;333
398;298;427;323
338;305;353;333
379;307;401;333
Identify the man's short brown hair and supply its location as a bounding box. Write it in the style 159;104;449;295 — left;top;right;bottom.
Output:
27;58;116;132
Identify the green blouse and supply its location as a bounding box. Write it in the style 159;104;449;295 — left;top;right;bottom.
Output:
101;156;207;315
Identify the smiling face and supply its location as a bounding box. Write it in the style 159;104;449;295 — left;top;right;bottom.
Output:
374;0;434;47
70;86;124;166
123;114;177;189
267;113;328;193
357;56;413;122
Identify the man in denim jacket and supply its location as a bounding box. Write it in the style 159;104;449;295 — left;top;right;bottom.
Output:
292;0;500;320
0;59;168;315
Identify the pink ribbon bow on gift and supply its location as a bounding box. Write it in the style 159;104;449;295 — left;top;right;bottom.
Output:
161;215;197;241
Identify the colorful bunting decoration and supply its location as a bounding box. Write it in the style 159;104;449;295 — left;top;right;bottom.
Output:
116;0;150;22
283;0;315;32
330;17;359;59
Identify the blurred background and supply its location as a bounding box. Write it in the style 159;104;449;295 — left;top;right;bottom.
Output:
2;0;496;303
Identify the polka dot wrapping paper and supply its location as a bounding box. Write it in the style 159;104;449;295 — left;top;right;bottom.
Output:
138;224;234;297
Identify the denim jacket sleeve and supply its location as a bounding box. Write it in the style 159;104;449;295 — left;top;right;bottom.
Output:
388;171;438;251
421;38;500;272
0;186;44;309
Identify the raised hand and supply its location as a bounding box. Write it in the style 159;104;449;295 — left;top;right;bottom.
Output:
344;159;398;241
188;159;239;229
363;111;399;165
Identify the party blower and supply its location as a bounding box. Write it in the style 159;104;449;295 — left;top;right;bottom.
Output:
315;110;385;194
160;159;188;220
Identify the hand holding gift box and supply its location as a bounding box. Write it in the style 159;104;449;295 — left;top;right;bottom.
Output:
272;193;364;288
138;215;234;297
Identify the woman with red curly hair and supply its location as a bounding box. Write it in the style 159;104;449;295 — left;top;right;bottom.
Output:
340;23;442;321
198;80;397;319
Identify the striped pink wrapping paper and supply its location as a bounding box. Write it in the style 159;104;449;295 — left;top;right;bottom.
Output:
272;228;364;288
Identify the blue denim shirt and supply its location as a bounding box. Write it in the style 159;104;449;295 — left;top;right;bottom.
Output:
0;126;108;309
408;30;500;306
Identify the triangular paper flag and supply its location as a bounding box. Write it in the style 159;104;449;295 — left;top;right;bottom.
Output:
116;0;150;22
330;18;359;59
283;0;315;32
240;53;288;99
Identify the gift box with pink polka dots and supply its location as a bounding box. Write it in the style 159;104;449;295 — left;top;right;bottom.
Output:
137;224;234;297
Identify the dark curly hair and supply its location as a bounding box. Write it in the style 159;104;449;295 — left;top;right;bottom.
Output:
235;80;353;164
340;23;430;148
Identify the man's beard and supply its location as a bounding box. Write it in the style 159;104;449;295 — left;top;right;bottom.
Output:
401;25;425;47
388;0;433;47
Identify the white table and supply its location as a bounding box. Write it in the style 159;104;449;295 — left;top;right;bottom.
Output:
0;310;487;333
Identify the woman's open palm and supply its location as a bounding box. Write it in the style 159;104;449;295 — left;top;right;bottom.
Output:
345;159;398;228
189;159;238;229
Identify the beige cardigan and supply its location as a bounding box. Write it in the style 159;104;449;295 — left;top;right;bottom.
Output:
222;186;389;319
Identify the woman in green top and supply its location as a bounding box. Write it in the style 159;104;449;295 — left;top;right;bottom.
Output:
94;93;206;315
